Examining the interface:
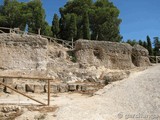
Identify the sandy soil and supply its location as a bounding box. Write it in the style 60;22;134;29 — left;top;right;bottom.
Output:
1;64;160;120
55;64;160;120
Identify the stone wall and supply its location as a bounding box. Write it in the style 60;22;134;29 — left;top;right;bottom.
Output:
132;44;151;67
75;39;135;69
0;33;48;71
75;40;151;69
0;78;102;94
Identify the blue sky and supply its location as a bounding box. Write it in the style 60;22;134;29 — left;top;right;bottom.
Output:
0;0;160;42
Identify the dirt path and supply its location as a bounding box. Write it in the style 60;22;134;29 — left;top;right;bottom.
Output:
1;64;160;120
55;64;160;120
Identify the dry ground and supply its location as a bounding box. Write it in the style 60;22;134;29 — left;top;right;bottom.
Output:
0;64;160;120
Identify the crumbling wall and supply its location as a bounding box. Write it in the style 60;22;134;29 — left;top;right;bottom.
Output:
75;40;134;69
0;33;48;71
132;44;151;67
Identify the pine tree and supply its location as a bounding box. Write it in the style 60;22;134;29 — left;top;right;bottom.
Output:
139;40;143;46
4;0;10;6
51;14;60;38
146;35;153;55
143;41;147;49
59;0;122;41
69;14;77;48
69;14;77;41
153;37;160;56
27;0;46;34
83;12;90;40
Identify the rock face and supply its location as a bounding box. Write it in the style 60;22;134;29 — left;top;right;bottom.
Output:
132;44;151;67
0;33;48;71
0;34;151;94
75;40;151;69
75;40;134;69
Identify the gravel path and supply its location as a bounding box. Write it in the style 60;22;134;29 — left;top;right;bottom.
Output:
55;64;160;120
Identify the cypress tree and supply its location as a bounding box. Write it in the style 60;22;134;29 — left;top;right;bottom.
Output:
51;14;60;38
153;37;160;56
146;35;153;55
68;14;77;49
139;40;143;46
143;41;147;49
69;14;77;41
83;12;90;40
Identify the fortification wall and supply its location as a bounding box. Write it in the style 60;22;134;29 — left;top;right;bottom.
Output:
0;33;48;71
132;44;151;67
75;40;134;69
75;40;150;69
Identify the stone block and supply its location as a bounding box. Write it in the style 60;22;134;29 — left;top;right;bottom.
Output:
3;78;14;93
81;85;87;92
76;84;83;91
0;78;4;92
59;84;68;93
82;84;96;92
68;84;77;91
25;84;34;93
45;84;59;93
34;85;44;93
86;86;96;91
15;84;26;93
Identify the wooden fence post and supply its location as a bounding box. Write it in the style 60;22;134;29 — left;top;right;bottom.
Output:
48;79;50;106
156;56;158;64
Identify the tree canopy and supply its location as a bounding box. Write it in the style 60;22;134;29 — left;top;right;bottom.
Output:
0;0;122;41
0;0;51;35
146;35;153;55
51;14;60;38
59;0;122;41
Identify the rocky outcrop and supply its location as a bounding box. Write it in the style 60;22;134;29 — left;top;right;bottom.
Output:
75;40;134;69
75;40;151;69
0;33;48;71
0;34;151;95
132;44;151;67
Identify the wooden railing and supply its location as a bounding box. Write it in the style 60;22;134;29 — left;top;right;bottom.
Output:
0;75;53;106
0;27;74;49
149;56;160;63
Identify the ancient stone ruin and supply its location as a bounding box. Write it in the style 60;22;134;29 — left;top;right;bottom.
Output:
75;40;134;69
132;44;151;67
75;39;151;69
0;34;151;94
0;33;47;70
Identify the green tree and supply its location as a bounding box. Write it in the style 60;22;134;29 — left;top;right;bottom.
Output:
59;14;73;40
126;39;137;46
143;41;147;49
153;37;160;56
91;0;122;41
51;14;60;38
83;12;90;39
4;0;10;6
59;0;121;41
0;0;28;29
139;40;143;46
146;35;153;55
0;0;50;35
43;22;52;37
69;14;77;41
27;0;46;34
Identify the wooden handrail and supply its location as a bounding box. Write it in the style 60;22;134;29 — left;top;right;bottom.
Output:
0;75;53;80
0;27;75;49
0;75;52;106
0;82;46;106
